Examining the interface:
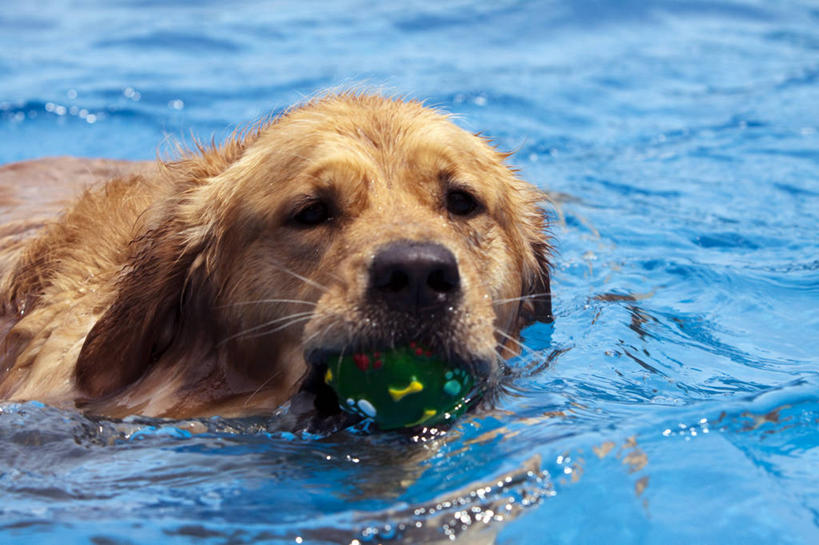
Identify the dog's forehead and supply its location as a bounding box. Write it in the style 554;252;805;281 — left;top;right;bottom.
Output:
284;101;481;162
232;97;521;218
324;105;493;165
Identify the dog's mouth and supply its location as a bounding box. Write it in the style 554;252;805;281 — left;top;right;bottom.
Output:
305;343;492;377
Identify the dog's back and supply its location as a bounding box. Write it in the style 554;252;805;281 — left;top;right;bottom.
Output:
0;159;159;405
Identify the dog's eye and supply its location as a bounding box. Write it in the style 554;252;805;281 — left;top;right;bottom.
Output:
292;201;332;227
446;189;481;217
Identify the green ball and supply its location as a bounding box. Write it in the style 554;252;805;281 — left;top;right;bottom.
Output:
324;344;476;430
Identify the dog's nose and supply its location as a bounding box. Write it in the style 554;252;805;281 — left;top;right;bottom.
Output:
369;240;461;313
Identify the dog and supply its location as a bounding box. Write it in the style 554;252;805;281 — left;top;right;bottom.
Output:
0;93;552;420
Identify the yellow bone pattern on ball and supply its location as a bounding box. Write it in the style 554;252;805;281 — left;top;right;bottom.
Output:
404;409;438;428
388;378;424;401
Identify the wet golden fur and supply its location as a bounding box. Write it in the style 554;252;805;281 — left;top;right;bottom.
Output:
0;93;552;418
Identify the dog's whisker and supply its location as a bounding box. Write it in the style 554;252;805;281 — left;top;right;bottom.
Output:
496;342;518;358
234;315;314;342
218;312;314;345
301;329;323;348
321;271;345;285
269;262;330;294
218;299;318;309
494;327;537;355
300;321;337;351
491;346;508;362
493;291;552;305
243;368;285;407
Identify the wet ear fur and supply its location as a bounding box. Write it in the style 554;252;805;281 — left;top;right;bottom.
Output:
518;205;554;328
74;131;255;399
74;220;210;398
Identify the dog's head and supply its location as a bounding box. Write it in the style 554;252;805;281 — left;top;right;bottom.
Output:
75;94;552;416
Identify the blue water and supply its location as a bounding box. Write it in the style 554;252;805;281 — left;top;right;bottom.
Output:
1;1;818;543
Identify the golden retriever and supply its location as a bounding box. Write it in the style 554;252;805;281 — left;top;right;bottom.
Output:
0;93;552;420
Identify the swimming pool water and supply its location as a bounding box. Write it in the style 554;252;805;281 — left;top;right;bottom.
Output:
1;1;818;544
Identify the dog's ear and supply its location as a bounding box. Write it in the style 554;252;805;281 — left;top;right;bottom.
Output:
74;220;209;399
73;137;256;399
519;206;553;327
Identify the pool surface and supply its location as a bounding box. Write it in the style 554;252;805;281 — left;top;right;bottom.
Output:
1;1;818;544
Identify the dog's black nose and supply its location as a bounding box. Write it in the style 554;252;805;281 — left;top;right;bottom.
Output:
369;240;461;313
